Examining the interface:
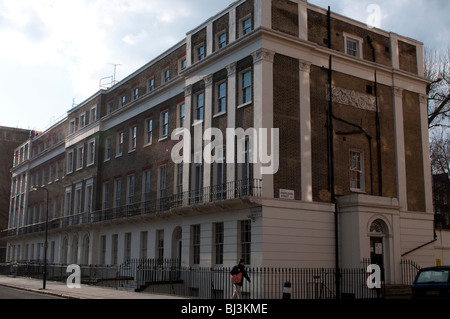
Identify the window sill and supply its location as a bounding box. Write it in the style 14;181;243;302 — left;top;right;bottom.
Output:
143;142;153;148
350;188;366;194
213;111;227;118
159;136;168;142
128;148;136;154
192;120;204;127
237;101;252;109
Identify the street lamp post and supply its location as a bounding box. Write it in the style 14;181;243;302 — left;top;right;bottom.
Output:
32;186;49;290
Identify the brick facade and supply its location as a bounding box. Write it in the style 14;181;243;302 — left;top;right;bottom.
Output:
4;0;436;279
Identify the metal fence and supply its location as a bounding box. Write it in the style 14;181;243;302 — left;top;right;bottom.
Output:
0;259;383;299
401;259;421;286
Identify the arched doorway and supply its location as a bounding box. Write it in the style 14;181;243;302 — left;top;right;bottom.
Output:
369;219;388;280
61;237;68;265
71;236;78;265
171;226;182;267
81;235;90;265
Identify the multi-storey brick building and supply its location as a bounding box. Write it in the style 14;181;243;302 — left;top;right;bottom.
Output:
0;126;35;261
3;0;437;284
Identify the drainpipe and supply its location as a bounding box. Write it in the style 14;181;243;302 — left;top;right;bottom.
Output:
326;6;341;300
368;36;383;196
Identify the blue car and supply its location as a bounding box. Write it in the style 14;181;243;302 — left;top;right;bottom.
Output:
412;266;450;299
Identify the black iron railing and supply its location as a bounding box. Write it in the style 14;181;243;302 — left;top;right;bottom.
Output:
0;259;384;300
2;179;262;237
401;259;421;286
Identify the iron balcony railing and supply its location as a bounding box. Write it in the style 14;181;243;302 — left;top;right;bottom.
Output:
3;179;262;237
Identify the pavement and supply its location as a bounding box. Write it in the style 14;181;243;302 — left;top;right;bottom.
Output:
0;275;186;299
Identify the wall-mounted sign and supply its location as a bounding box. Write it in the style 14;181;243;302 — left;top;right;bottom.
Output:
279;189;295;200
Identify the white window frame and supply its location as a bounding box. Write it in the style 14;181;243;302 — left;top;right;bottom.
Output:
79;113;86;128
121;95;127;107
114;178;122;211
216;31;227;50
216;80;227;115
178;102;185;128
87;139;95;166
69;119;76;135
102;182;110;210
67;149;74;174
349;150;365;192
116;131;124;157
105;136;112;161
129;125;137;152
195;92;205;122
163;68;170;83
64;188;72;217
160;111;169;138
240;15;252;37
239;69;252;107
76;144;84;171
90;105;98;122
149;77;155;92
145;118;153;146
107;102;113;114
195;43;206;62
127;174;135;206
344;33;363;58
133;87;139;100
142;170;151;202
74;183;83;215
85;180;94;214
179;57;187;72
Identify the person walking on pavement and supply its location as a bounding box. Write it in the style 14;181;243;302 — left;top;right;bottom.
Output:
230;258;250;299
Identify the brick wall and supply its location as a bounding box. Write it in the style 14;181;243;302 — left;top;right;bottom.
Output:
399;40;418;74
307;9;392;68
272;0;299;37
403;90;425;211
310;66;400;202
273;54;301;199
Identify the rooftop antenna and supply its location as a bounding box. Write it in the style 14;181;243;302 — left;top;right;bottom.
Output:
110;63;122;86
99;63;122;89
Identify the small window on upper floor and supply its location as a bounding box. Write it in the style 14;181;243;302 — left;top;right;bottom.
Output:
121;95;127;107
349;150;365;192
90;105;98;122
149;77;155;91
69;119;76;134
239;69;252;106
196;44;206;62
344;33;363;59
163;69;170;83
241;16;252;37
217;32;227;50
179;57;187;72
79;113;86;128
160;111;169;138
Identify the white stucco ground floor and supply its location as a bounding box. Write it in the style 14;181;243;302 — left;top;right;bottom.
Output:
5;194;445;285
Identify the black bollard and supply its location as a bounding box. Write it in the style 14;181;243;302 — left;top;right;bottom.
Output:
283;281;292;299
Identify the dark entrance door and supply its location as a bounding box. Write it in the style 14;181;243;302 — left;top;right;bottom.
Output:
370;237;384;280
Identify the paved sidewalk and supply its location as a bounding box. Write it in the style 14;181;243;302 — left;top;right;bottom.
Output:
0;275;186;299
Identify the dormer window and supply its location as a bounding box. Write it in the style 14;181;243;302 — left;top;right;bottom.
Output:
197;44;205;62
218;32;227;49
242;16;252;35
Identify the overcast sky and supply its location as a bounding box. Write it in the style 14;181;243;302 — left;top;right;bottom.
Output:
0;0;448;131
